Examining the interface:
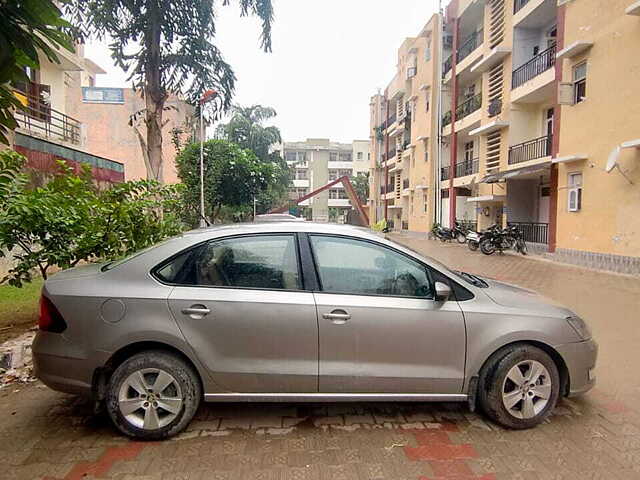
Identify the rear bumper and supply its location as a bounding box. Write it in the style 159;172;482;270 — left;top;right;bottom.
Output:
32;331;97;396
555;338;598;397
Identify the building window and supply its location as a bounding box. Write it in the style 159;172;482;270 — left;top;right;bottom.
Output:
357;152;363;160
568;172;582;212
339;152;352;162
285;152;297;162
295;169;308;180
410;193;414;214
367;152;371;160
330;152;338;161
573;62;587;104
423;192;428;213
329;188;348;199
425;40;431;61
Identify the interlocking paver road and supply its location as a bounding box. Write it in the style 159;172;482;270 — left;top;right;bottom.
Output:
1;235;640;480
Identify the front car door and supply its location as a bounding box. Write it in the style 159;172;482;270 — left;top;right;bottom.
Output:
307;234;466;394
161;233;318;393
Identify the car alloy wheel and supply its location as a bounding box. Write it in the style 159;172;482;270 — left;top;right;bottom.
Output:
501;360;551;419
118;368;184;430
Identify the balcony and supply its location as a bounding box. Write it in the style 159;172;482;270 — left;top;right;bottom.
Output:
442;111;452;128
457;29;483;64
382;150;397;163
455;93;482;120
13;88;81;146
508;222;549;244
455;158;479;177
514;0;531;13
443;55;453;77
402;178;410;190
441;166;451;181
512;44;556;89
508;135;552;165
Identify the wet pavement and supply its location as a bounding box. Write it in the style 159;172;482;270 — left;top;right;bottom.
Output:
1;236;640;480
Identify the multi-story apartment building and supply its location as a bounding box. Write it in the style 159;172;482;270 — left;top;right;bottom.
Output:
10;45;125;186
369;15;442;232
552;0;640;272
369;0;640;273
65;82;195;184
283;138;370;222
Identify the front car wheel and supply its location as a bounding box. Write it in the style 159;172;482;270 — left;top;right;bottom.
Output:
478;344;560;429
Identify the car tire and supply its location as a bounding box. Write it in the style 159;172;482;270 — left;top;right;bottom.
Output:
105;350;201;440
478;344;560;429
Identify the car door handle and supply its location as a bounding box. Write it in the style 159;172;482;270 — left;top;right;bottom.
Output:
181;305;211;317
322;311;351;324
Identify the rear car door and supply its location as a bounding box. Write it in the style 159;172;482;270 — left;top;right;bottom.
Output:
307;234;466;394
162;233;318;393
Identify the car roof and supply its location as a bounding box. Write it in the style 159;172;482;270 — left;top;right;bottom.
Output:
183;221;378;240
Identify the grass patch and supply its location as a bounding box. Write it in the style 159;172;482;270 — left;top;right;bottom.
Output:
0;278;42;341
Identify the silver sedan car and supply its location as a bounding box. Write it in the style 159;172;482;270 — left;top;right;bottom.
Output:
33;222;597;439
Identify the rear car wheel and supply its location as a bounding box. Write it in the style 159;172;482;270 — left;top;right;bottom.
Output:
106;351;201;440
478;344;559;429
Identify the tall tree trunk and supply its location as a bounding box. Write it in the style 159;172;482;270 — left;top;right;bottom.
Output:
143;0;167;183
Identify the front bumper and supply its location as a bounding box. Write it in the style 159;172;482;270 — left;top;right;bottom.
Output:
555;338;598;397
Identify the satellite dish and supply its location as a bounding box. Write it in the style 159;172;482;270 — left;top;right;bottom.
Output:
606;146;621;173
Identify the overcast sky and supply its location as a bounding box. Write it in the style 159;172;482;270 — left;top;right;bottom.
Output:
85;0;440;144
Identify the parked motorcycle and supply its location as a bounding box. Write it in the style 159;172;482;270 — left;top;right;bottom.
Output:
479;225;527;256
466;224;499;252
434;222;468;243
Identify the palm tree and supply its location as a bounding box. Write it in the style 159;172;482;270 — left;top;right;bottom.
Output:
215;105;282;162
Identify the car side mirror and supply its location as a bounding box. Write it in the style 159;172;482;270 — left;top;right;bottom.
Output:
434;281;451;302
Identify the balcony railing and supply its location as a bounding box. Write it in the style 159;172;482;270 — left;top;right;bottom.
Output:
381;150;397;162
441;166;451;181
13;88;81;145
443;55;453;77
512;44;556;89
442;111;452;128
402;178;410;190
508;222;549;244
457;29;483;63
455;158;479;177
455;93;482;120
514;0;531;14
508;135;552;165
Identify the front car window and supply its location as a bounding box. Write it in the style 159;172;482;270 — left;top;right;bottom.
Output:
155;234;301;290
310;235;432;298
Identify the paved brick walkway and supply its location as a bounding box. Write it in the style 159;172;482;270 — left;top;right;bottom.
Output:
1;236;640;480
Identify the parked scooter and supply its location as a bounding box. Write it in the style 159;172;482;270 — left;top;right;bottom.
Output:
479;225;528;256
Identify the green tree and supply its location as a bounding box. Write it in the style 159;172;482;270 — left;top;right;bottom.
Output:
215;104;291;213
65;0;274;183
175;139;274;225
0;151;184;287
215;105;282;161
0;0;73;144
352;173;370;204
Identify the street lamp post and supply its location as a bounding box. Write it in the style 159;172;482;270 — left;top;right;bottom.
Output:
199;89;218;228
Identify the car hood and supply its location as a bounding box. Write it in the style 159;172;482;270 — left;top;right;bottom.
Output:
480;277;574;318
48;262;105;282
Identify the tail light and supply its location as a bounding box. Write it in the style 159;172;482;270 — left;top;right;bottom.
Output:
39;295;67;333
